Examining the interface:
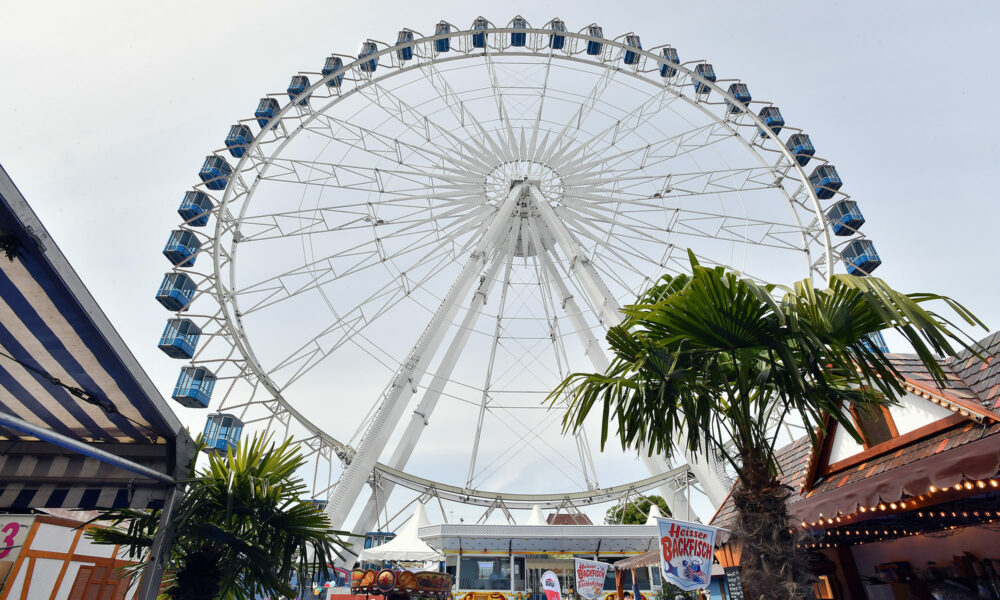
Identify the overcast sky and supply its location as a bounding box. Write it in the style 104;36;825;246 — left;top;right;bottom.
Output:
2;1;998;524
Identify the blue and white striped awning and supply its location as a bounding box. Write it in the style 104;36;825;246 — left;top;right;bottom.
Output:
0;164;194;509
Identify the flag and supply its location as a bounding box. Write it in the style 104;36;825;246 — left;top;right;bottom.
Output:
656;517;718;592
574;559;610;600
540;570;561;600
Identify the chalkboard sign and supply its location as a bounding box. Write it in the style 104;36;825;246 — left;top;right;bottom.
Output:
724;567;745;600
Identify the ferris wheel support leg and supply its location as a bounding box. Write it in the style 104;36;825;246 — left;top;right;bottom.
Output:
322;184;525;533
534;234;688;516
528;185;731;514
526;185;621;328
344;234;511;548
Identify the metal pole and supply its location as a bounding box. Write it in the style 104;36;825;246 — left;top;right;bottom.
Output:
136;483;183;600
0;411;174;485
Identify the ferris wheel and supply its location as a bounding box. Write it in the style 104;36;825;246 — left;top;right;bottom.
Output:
155;16;880;541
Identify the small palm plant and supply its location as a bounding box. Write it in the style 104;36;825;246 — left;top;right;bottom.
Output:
89;433;348;600
551;252;981;599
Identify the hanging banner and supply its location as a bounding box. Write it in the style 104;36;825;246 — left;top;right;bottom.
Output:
656;517;718;592
540;570;562;600
574;559;610;600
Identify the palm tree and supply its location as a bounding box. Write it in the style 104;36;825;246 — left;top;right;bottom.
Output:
604;494;670;525
551;252;982;600
90;433;348;600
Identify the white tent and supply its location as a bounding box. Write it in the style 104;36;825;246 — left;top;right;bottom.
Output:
356;503;445;562
644;504;664;525
524;504;546;525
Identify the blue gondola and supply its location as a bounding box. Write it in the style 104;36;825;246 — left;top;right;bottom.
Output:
623;34;642;66
510;16;528;47
727;83;751;113
435;22;452;53
809;164;843;200
758;106;784;137
549;19;566;50
322;56;344;87
842;239;881;276
224;124;254;158
287;75;311;106
396;30;414;61
255;98;280;129
309;498;329;511
865;331;890;353
203;413;243;453
156;273;196;311
178;191;213;227
660;47;679;77
694;63;716;94
172;366;216;409
358;41;378;72
199;156;232;191
471;17;489;49
162;230;201;267
158;318;201;359
827;199;865;236
586;25;603;56
785;133;815;166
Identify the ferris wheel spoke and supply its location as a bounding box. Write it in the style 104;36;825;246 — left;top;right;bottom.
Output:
527;53;554;158
550;61;618;145
252;156;474;195
270;245;465;389
482;52;524;163
233;209;489;316
560;119;729;179
558;85;682;159
567;165;780;201
466;219;519;487
418;59;511;163
358;76;509;168
236;198;487;243
305;110;494;175
469;404;584;489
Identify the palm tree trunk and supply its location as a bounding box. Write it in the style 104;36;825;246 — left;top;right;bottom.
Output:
170;547;224;600
732;453;814;600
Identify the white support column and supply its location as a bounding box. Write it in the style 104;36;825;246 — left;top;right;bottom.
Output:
323;184;525;531
527;185;730;514
346;238;511;544
532;222;684;514
526;185;621;327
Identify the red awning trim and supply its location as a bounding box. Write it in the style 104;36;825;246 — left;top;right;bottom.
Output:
787;432;1000;520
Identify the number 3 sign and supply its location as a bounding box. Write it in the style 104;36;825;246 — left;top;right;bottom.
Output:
0;521;24;560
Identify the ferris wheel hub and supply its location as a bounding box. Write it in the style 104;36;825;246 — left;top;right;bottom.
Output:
484;160;564;207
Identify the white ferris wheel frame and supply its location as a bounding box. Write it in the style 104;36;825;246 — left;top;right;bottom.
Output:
164;21;868;534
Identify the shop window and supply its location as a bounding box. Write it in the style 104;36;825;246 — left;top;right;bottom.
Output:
460;556;511;590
